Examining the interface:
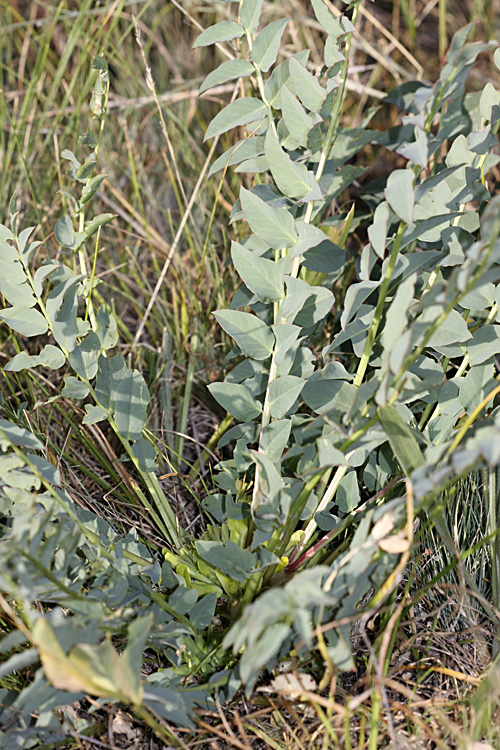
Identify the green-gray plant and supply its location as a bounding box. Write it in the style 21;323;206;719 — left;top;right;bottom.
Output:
2;1;500;744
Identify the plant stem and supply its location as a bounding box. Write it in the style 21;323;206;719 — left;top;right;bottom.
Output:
353;221;405;387
253;7;360;513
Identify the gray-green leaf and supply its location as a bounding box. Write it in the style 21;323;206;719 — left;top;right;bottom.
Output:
208;381;262;421
268;375;304;418
378;405;425;476
55;215;75;247
260;419;291;462
193;21;244;48
385;169;415;224
240;187;297;250
231;241;284;302
0;306;48;337
205;98;267;140
240;0;264;33
264;127;321;200
200;59;255;94
195;540;256;582
251;18;289;72
5;345;66;372
289;57;326;112
113;370;150;441
214;309;274;360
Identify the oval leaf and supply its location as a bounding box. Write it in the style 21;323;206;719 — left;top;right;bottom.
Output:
193;21;244;48
200;59;255;94
208;381;262;421
231;241;284;302
205;98;267;140
214;309;274;360
240;187;297;250
385;169;415;224
251;18;289;73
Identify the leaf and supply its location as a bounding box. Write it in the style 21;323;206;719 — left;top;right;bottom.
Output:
0;257;27;285
0;275;37;308
260;419;291;462
195;540;256;582
84;213;114;239
240;187;297;250
381;274;416;354
385;169;415;224
208;381;262;421
113;370;150;441
479;82;500;122
272;323;301;364
0;418;44;450
302;379;356;415
340;281;378;331
96;305;118;349
51;285;81;352
189;593;217;630
83;404;108;424
0;224;14;242
280;85;313;147
61;376;90;399
396;127;429;168
214;309;274;360
209;136;265;176
68;331;101;379
240;0;264;33
293;285;334;328
193;21;244;48
33;619;144;705
239;622;290;685
55;215;75;247
420;307;472;348
5;345;66;372
324;36;345;69
336;470;360;513
0;306;48;337
231;241;284;302
268;375;304;418
95;353;127;410
367;201;390;259
279;276;312;321
264;50;310;107
311;0;344;38
199;59;255;94
251;18;289;72
467;325;500;366
46;276;83;319
495;47;500;71
378;405;425;476
264;127;320;200
459;364;496;415
251;450;287;521
205;98;268;140
289;57;326;112
130;437;157;472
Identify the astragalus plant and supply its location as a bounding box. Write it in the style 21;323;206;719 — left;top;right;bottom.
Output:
1;0;500;742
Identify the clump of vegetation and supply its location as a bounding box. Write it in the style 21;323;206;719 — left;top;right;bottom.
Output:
1;0;500;747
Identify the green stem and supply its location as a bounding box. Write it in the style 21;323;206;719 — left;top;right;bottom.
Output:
353;221;405;387
253;10;360;512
